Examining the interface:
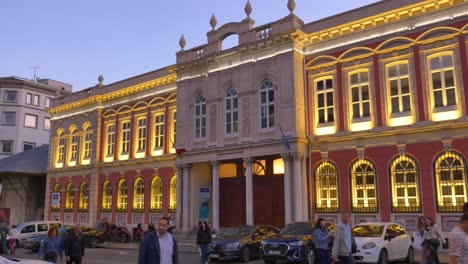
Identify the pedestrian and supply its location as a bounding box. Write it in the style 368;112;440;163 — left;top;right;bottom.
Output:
332;212;355;264
103;219;110;242
63;224;85;264
138;217;179;264
449;214;468;264
463;202;468;215
196;221;211;264
38;226;63;263
0;223;9;256
145;223;155;236
8;225;18;255
313;218;332;264
422;217;444;264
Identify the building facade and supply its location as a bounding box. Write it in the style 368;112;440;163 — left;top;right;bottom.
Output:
46;0;468;234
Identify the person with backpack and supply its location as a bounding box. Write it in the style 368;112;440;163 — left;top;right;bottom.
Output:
38;226;63;263
0;223;9;256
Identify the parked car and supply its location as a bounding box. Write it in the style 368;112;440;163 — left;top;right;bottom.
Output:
15;221;62;247
209;225;279;262
24;225;106;252
0;255;50;263
353;222;414;264
260;222;319;264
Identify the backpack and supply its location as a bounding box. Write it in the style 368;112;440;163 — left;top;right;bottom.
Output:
0;229;6;239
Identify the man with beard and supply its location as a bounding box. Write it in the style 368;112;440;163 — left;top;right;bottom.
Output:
138;217;179;264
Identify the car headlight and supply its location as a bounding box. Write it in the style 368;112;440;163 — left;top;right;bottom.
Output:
362;242;376;249
288;240;304;246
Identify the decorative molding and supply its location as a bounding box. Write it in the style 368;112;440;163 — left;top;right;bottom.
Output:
442;137;452;151
397;142;406;155
210;160;220;167
320;151;328;161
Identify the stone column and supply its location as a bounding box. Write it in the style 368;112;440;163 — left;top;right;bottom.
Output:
281;153;292;224
244;158;254;225
182;163;191;232
211;161;220;230
176;165;183;230
301;156;308;221
292;153;303;222
88;170;100;226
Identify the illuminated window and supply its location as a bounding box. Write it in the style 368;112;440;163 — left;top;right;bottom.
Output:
260;80;275;129
225;88;238;134
435;151;467;212
102;180;112;210
351;159;378;213
133;178;145;210
390;155;421;212
65;183;75;210
57;137;65;163
136;118;147;152
429;54;457;108
387;62;411;114
83;127;92;160
106;124;115;156
117;179;128;210
349;71;371;119
195;96;206;138
219;163;237;178
52;183;61;210
121;121;131;154
315;161;339;213
154;114;165;149
169;176;177;211
70;133;79;161
150;176;163;211
316;78;334;124
273;158;284;175
79;182;88;210
170;111;176;152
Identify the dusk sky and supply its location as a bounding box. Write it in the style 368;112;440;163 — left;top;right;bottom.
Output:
2;0;376;91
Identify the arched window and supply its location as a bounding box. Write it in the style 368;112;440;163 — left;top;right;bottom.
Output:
79;182;88;210
169;176;177;211
434;151;467;212
315;161;339;213
133;178;145;210
351;159;378;213
225;88;238;134
69;130;79;162
260;80;275;129
102;180;112;210
83;126;92;160
150;176;163;211
52;183;61;210
390;155;421;212
65;183;75;210
195;96;206;138
56;129;65;166
117;179;128;210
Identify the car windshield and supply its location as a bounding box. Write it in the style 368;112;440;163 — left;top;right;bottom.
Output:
279;223;314;235
353;225;385;237
219;226;254;237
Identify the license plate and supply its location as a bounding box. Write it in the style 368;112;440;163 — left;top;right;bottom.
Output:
268;250;281;255
210;254;219;258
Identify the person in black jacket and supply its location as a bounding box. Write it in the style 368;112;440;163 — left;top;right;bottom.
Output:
63;224;85;264
196;221;212;264
138;217;179;264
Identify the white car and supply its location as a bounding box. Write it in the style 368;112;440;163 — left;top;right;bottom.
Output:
353;222;414;264
0;256;50;264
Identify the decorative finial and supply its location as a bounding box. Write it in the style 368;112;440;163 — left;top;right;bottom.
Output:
98;75;104;86
179;35;186;51
210;14;217;31
244;0;252;18
287;0;296;15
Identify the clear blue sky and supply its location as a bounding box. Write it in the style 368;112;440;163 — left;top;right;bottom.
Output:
1;0;376;91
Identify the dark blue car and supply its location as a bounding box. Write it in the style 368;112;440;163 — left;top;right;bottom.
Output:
209;225;279;263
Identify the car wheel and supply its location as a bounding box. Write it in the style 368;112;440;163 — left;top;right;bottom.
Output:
378;249;388;264
89;237;99;248
240;246;250;262
405;246;415;263
303;247;316;264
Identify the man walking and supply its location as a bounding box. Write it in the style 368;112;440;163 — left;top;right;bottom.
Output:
332;212;355;264
138;217;179;264
64;224;85;264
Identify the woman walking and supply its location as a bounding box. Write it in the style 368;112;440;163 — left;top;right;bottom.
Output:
38;227;63;263
8;225;18;255
196;221;212;264
313;218;332;264
422;217;444;264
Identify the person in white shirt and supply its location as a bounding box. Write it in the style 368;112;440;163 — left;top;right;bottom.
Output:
8;225;18;255
449;214;468;264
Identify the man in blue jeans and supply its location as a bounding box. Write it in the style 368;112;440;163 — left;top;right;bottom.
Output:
332;213;354;264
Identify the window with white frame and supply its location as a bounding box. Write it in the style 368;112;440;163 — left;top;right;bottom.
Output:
57;137;65;162
2;112;16;125
117;179;128;210
151;176;163;211
70;133;79;160
225;88;239;134
83;127;92;159
316;78;335;124
26;93;32;105
136;118;147;152
133;178;145;210
33;95;39;106
351;159;378;213
195;96;206;138
315;161;339;212
435;151;467;212
350;72;371;119
45;97;52;108
121;121;131;153
154;114;165;149
24;114;37;128
3;91;18;103
44;117;51;130
172;111;176;148
260;80;275;128
169;176;177;210
79;182;88;210
390;155;421;212
1;141;12;153
102;180;112;210
387;62;411;114
65;183;75;209
106;124;115;156
429;54;457;108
